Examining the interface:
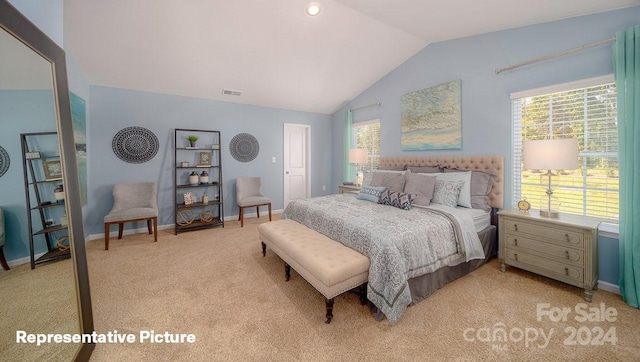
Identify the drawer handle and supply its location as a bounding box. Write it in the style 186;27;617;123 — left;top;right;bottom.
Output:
565;251;570;259
565;234;570;242
514;239;518;246
514;253;518;261
514;224;518;232
565;267;569;276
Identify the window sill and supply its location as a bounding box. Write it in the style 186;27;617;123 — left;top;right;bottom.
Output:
599;222;619;239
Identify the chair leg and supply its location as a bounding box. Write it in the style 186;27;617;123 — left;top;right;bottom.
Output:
240;207;244;227
104;223;110;250
0;246;10;271
118;223;124;239
153;217;158;242
268;203;272;222
147;219;152;234
256;206;260;218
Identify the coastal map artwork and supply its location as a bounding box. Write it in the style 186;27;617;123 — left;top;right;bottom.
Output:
401;79;461;150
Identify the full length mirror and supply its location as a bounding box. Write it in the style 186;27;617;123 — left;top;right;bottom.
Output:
0;2;94;361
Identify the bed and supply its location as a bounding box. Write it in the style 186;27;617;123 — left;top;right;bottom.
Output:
281;156;503;324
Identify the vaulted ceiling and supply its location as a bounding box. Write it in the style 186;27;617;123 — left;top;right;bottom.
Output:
64;0;639;114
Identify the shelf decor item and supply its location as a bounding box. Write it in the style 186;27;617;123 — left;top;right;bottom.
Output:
42;160;62;180
198;152;212;166
199;171;209;184
202;192;209;204
112;126;159;163
177;210;195;226
180;161;189;167
54;184;65;202
189;172;198;186
186;135;198;148
183;192;195;205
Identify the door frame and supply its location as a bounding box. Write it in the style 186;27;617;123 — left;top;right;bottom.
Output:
283;123;311;206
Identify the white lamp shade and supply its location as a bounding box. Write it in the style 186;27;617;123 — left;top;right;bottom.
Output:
523;138;579;170
348;148;368;164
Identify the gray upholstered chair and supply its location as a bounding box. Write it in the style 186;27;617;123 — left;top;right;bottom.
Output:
0;206;9;270
236;177;271;227
104;182;158;250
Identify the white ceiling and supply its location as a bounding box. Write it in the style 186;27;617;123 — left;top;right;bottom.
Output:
64;0;639;115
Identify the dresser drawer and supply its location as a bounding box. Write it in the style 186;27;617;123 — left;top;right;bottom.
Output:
503;234;584;266
504;248;583;282
502;219;583;249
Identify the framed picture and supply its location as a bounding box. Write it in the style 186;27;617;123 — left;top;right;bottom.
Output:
198;152;212;166
42;160;62;180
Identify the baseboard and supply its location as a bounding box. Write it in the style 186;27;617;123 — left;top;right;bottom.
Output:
597;280;620;295
6;252;46;268
86;209;284;241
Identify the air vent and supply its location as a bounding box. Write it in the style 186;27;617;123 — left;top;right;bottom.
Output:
222;89;242;96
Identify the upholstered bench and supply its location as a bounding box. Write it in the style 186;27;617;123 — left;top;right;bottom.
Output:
258;219;370;324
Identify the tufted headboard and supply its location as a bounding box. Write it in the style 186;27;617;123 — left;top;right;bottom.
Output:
379;156;504;209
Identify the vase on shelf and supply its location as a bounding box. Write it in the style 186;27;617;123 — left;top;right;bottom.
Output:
189;171;198;186
202;192;209;205
54;184;64;203
199;171;209;184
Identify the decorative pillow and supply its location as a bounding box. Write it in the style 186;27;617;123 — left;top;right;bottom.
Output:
356;185;386;203
362;169;405;187
407;165;442;174
370;172;406;193
432;180;464;208
403;172;437;206
444;168;495;211
436;171;472;208
378;189;415;210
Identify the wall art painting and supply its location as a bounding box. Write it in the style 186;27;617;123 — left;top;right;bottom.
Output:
401;79;461;150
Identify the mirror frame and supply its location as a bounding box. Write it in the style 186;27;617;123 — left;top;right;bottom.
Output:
0;1;94;360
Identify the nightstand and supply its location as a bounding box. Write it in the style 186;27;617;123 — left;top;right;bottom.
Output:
338;185;361;194
498;208;602;302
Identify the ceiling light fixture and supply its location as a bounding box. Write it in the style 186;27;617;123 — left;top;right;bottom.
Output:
305;2;321;16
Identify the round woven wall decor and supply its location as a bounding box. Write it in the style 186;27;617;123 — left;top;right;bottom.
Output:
112;126;159;163
0;146;9;177
229;133;259;162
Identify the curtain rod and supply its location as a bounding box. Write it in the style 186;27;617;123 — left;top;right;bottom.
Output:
495;37;615;74
350;102;381;112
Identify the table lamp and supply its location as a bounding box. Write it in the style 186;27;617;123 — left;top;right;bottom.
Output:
348;148;368;186
522;138;578;218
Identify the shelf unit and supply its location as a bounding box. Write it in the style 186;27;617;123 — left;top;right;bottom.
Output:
21;132;70;269
173;128;224;234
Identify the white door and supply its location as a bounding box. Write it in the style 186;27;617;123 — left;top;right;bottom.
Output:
283;123;310;207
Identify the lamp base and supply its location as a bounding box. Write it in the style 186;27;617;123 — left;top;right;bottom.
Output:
539;209;560;218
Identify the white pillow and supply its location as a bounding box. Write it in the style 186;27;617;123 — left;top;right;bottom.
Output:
436;171;472;208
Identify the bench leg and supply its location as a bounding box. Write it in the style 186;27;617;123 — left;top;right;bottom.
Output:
325;298;334;324
285;263;291;281
261;241;266;257
359;283;368;305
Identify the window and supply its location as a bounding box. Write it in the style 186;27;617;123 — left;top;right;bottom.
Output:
512;75;618;220
352;120;380;181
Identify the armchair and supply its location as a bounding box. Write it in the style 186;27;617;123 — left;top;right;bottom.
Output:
236;177;271;227
104;182;158;250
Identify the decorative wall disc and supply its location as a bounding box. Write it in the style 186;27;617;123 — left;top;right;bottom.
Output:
112;126;159;163
0;146;9;177
229;133;259;162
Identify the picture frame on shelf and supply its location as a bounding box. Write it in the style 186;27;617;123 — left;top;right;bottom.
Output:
42;160;62;180
198;152;212;166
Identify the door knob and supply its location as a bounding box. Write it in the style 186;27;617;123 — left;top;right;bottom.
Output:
286;171;289;174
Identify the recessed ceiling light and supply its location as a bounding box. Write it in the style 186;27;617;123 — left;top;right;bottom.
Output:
306;2;321;16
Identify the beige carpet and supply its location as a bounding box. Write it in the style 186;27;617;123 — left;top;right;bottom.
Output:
0;258;80;361
85;215;640;361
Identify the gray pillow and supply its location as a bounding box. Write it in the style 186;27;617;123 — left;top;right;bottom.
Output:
407;165;441;174
432;180;464;208
403;172;437;206
370;172;406;193
444;168;495;211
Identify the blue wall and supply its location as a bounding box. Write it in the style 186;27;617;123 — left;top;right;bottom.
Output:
83;86;333;235
330;7;640;288
0;91;59;261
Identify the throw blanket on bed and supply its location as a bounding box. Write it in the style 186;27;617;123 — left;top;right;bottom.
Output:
281;193;484;324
